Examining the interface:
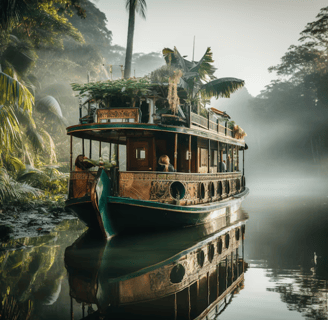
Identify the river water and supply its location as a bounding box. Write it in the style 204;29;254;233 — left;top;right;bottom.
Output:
1;180;327;319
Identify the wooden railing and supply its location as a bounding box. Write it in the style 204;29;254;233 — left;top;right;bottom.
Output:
96;107;140;123
190;111;236;138
191;112;208;129
119;171;243;205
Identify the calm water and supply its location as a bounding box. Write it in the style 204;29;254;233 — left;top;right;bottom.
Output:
1;191;328;319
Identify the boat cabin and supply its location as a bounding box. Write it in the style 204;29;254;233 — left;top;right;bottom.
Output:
67;83;247;206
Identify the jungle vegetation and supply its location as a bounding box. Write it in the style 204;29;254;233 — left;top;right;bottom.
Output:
0;0;162;207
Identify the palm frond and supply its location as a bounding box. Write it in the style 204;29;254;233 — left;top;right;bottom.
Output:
0;167;15;200
15;105;35;127
0;167;41;201
189;47;217;81
0;70;34;112
198;77;245;99
35;95;68;127
36;95;63;117
26;124;44;151
126;0;147;19
10;180;42;198
0;104;21;152
16;166;50;186
4;154;26;171
39;128;57;164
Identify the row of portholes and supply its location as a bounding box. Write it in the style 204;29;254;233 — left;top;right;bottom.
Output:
169;179;243;201
170;227;244;284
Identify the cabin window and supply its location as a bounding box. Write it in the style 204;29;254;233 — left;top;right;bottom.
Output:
211;150;218;166
136;148;146;159
200;148;208;167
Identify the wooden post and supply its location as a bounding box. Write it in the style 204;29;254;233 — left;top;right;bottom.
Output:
188;105;192;128
220;149;223;173
225;121;227;136
89;139;92;159
207;112;210;130
207;271;210;305
237;147;239;171
174;133;178;170
99;141;102;158
231;146;234;172
116;143;119;168
208;140;211;173
70;135;73;171
188;135;191;173
217;142;220;172
243;149;245;176
82;138;85;156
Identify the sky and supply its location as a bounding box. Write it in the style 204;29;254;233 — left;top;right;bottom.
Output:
94;0;327;97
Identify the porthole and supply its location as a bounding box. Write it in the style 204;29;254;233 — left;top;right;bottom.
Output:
225;234;230;248
209;182;215;198
217;238;223;254
170;182;186;200
170;264;185;283
199;183;205;200
217;181;222;197
197;250;205;267
208;244;215;262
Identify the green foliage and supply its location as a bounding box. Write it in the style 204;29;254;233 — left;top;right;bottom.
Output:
71;77;155;100
162;46;244;111
0;167;42;203
0;0;85;51
268;6;328;109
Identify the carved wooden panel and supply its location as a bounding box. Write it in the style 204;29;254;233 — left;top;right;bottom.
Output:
119;172;242;203
97;108;139;123
70;171;97;198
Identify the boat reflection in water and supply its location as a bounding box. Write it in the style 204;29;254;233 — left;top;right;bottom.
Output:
65;209;248;319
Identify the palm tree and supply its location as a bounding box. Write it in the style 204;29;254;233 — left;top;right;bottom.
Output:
124;0;147;79
162;47;245;113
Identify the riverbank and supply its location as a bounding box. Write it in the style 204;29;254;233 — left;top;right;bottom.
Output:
0;199;76;241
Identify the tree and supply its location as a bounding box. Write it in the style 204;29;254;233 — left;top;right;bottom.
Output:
124;0;147;79
269;6;328;109
162;47;244;113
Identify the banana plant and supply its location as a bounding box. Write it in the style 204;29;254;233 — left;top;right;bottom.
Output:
162;47;245;112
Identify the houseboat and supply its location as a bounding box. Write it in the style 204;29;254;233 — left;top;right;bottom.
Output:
65;54;249;238
65;213;248;319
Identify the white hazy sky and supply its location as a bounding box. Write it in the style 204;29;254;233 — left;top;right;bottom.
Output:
95;0;327;96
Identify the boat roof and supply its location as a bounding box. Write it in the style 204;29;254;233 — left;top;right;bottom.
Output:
66;122;246;147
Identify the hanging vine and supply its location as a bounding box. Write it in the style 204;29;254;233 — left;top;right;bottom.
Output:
167;70;183;114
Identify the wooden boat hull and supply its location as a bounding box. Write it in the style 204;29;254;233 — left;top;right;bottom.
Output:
65;176;249;238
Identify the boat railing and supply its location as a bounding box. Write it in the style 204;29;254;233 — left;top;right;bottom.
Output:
96;107;140;123
118;171;244;205
190;111;235;138
68;171;97;199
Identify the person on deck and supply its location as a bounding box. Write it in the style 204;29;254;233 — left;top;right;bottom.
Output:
226;155;232;172
219;160;226;172
74;155;96;171
157;155;175;172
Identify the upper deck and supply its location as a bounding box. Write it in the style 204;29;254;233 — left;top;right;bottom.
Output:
67;105;246;147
